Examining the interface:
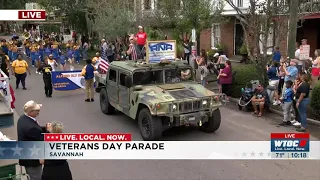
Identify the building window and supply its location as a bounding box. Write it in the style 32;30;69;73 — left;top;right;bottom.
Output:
237;0;243;7
32;4;36;9
259;27;274;55
211;24;221;49
144;0;151;10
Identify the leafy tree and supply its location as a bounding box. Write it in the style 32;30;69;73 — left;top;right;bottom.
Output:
151;0;224;53
0;0;29;33
36;0;89;34
86;0;134;39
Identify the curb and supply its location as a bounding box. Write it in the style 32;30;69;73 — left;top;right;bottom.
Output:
229;97;320;126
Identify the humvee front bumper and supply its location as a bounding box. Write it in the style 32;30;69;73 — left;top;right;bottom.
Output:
178;111;211;126
167;110;212;127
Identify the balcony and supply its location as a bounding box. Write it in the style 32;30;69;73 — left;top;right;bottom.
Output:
222;0;250;15
299;0;320;13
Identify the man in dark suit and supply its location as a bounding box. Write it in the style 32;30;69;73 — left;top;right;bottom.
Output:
17;100;48;180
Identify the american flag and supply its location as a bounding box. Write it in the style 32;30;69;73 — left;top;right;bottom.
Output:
99;58;109;74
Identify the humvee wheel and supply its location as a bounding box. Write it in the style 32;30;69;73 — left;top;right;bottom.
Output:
100;89;115;115
200;109;221;133
138;108;162;141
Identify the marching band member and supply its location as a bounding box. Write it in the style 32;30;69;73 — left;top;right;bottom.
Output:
37;58;53;97
73;44;81;64
8;41;13;62
59;51;67;70
1;40;8;55
47;54;58;72
67;44;74;70
35;43;42;74
39;41;45;62
30;42;38;67
51;40;60;61
44;44;51;58
11;41;18;63
24;39;31;58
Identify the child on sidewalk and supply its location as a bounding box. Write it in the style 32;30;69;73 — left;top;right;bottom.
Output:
279;80;294;126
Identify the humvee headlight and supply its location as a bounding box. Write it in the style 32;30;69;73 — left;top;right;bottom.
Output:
170;104;177;112
172;104;177;110
202;100;208;105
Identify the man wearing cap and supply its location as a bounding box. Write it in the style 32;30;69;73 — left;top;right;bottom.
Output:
17;100;49;180
101;39;107;60
136;26;147;52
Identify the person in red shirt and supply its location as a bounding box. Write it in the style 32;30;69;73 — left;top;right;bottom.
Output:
135;26;147;52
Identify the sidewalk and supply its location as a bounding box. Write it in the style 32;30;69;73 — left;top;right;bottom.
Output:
229;97;320;126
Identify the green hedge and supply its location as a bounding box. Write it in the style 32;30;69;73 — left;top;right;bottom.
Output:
230;64;264;98
310;81;320;115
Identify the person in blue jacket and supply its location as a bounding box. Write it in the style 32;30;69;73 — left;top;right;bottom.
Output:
30;42;38;67
51;41;60;62
8;41;13;61
73;44;81;64
44;44;51;58
11;42;18;62
59;51;67;70
38;42;45;62
1;40;8;55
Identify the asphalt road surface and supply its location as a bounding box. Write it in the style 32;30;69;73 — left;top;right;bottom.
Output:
9;58;320;180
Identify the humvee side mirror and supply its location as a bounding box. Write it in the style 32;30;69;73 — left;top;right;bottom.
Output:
125;76;132;88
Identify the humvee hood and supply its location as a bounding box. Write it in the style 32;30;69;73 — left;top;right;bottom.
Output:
138;83;216;103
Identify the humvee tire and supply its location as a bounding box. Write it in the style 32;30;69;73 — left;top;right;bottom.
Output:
200;109;221;133
100;89;115;115
138;108;162;141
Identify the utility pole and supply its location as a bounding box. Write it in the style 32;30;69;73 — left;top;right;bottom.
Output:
287;0;299;59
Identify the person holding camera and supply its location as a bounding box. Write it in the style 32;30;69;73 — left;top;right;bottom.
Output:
273;59;298;105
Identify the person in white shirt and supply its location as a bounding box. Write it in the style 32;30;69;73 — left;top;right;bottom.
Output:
183;39;191;64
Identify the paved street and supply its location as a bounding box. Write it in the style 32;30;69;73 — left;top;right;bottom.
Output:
5;57;320;180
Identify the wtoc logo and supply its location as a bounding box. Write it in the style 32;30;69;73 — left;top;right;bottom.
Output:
270;133;309;152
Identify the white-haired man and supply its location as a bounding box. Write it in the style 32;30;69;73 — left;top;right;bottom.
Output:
101;39;108;60
17;100;49;180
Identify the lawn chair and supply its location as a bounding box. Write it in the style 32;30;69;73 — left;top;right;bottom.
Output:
0;163;30;180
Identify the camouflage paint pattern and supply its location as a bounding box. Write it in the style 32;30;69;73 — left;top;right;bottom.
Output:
98;60;224;121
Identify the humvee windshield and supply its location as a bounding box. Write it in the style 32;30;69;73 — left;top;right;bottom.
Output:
133;67;193;85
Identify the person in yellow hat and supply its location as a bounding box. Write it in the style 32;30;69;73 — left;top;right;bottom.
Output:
92;52;100;64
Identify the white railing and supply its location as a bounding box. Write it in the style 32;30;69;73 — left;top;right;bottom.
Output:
0;69;13;114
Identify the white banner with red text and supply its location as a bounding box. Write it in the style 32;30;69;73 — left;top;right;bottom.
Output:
0;10;46;21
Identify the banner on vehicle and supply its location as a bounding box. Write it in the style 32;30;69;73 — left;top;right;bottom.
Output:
51;70;95;91
146;40;176;63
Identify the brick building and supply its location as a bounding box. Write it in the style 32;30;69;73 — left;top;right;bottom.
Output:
200;0;320;58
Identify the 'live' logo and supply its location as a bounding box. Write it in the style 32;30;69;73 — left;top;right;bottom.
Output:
18;10;46;20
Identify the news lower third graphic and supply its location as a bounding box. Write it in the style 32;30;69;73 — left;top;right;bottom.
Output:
270;133;310;159
0;141;44;159
0;133;319;160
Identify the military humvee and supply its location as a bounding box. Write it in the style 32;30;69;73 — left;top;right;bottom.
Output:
95;60;226;140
